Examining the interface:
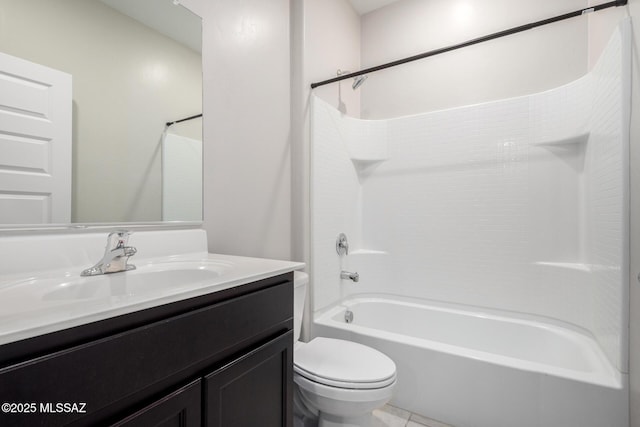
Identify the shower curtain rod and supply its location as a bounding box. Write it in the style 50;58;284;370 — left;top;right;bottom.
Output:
165;113;203;127
310;0;628;89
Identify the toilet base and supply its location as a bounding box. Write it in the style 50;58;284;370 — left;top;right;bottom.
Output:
295;384;376;427
294;386;319;427
294;373;395;427
319;412;373;427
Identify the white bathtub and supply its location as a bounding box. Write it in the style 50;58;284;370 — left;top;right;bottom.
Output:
313;296;628;427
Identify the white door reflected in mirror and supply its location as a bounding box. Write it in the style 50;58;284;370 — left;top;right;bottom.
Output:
0;52;71;224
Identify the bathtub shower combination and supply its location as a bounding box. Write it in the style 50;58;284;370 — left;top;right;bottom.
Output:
310;20;630;427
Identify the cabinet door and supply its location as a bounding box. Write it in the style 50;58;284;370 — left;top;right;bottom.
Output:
111;379;201;427
204;332;293;427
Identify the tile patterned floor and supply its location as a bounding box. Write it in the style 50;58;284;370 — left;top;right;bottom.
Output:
372;405;455;427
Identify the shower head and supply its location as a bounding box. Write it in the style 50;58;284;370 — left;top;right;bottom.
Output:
337;69;368;90
352;74;367;90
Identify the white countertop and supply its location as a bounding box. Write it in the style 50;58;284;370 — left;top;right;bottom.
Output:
0;229;304;347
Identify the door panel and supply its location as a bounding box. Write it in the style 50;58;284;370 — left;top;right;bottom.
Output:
0;51;72;224
204;332;293;427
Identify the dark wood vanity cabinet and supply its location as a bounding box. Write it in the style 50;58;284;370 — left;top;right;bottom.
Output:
113;379;202;427
0;273;294;427
204;332;292;427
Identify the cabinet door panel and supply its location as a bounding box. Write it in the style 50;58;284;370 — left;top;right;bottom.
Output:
205;332;293;427
111;379;201;427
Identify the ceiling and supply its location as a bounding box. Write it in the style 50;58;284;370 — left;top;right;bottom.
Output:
348;0;402;15
99;0;201;52
99;0;395;48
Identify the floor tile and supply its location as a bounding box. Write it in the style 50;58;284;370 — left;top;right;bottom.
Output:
372;404;411;427
409;412;455;427
381;404;412;420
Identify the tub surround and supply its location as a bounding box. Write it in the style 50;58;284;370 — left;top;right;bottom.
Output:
311;18;630;427
312;19;630;368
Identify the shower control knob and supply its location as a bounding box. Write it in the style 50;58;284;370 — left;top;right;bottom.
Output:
336;233;349;256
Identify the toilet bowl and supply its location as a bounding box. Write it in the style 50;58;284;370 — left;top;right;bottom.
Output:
293;272;396;427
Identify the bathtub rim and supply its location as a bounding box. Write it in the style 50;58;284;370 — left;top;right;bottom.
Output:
313;293;623;390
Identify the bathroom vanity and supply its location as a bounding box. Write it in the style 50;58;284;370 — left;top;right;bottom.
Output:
0;230;303;427
0;273;294;427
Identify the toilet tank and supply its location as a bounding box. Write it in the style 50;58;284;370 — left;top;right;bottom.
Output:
293;271;308;342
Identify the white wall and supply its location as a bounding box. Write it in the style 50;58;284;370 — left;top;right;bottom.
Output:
195;0;291;260
359;0;589;119
293;0;362;267
290;0;362;338
0;0;202;223
292;0;362;266
304;0;362;117
626;1;640;422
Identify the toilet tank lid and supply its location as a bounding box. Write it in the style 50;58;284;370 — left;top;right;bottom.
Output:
295;337;396;385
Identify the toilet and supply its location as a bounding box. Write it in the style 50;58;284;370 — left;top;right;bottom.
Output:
293;272;396;427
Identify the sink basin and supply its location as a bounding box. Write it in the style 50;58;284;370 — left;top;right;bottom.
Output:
41;261;232;301
0;260;233;310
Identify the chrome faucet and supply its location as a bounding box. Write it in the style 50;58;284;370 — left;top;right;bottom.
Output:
340;270;359;282
81;230;137;276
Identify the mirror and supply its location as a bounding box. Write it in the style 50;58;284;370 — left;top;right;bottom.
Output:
0;0;203;226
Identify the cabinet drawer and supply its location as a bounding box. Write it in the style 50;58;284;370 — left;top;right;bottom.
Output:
0;281;292;427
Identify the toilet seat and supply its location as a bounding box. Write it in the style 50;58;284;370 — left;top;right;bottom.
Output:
294;371;397;404
294;337;396;390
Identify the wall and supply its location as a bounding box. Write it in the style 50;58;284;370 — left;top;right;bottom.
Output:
196;0;291;260
0;0;202;223
359;0;589;118
292;0;362;266
304;0;362;117
625;1;640;423
290;0;361;338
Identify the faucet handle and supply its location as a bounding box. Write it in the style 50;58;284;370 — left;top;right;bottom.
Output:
336;233;349;256
106;230;131;250
81;230;136;276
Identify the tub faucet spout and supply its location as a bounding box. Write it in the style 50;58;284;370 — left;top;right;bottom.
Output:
341;270;359;282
